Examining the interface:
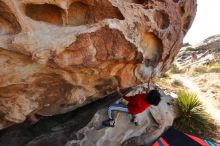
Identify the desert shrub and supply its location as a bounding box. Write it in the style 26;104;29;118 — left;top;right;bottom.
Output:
173;90;219;141
193;66;207;73
183;42;191;47
192;60;220;73
208;67;220;73
206;60;220;73
172;79;183;87
174;90;209;129
159;72;170;78
207;60;220;67
185;47;198;52
169;64;186;74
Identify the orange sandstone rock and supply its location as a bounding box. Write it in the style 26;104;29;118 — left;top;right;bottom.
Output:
0;0;196;129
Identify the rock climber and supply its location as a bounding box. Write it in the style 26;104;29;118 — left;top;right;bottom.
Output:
103;88;161;127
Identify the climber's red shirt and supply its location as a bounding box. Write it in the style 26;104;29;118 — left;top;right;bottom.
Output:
123;93;150;115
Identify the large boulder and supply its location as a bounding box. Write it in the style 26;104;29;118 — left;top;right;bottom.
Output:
0;0;196;129
7;86;175;146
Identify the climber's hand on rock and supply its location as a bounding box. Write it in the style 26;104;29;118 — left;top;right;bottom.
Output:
117;87;123;97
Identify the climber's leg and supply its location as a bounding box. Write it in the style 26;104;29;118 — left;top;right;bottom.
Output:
107;103;129;120
131;115;139;126
102;103;129;127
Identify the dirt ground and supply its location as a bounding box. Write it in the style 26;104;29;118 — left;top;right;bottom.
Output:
172;73;220;125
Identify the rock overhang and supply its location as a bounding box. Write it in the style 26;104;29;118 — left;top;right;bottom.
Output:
0;0;197;129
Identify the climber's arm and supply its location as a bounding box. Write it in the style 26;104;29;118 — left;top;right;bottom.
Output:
122;95;134;101
117;87;134;101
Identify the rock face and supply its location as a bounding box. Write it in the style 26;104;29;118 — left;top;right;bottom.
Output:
0;86;176;146
0;0;196;129
25;94;175;146
176;34;220;67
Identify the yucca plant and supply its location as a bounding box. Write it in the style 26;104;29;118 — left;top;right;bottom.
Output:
174;90;210;132
173;90;220;141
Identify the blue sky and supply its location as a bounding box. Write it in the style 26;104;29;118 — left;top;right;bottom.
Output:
184;0;220;45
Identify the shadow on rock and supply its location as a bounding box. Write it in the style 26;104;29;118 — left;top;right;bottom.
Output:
0;88;132;146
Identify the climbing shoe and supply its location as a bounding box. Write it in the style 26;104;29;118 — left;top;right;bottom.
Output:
102;119;115;127
131;116;139;126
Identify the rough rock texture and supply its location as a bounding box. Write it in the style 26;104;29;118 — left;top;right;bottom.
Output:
0;0;196;129
68;87;175;146
26;95;175;146
0;85;176;146
176;34;220;67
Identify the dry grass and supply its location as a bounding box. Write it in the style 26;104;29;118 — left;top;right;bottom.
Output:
200;88;207;93
193;66;207;73
185;47;198;52
207;60;220;73
190;59;220;75
155;78;183;94
159;72;170;78
172;79;184;87
169;64;186;74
